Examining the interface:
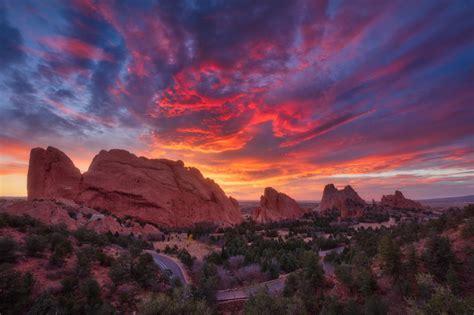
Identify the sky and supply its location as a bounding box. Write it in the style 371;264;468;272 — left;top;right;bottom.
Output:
0;0;473;201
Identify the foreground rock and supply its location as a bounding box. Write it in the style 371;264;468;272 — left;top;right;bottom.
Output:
0;199;162;238
319;184;366;218
252;187;307;223
381;190;422;209
27;147;242;227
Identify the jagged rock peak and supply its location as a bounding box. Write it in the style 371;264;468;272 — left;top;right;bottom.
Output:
319;183;366;218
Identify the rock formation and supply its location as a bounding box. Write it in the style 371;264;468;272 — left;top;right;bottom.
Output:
252;187;306;223
27;147;81;200
27;146;242;227
0;199;162;239
381;190;422;209
319;184;366;218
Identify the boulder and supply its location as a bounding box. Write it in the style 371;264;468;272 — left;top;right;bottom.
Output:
381;190;422;209
27;147;242;227
319;184;365;218
252;187;306;223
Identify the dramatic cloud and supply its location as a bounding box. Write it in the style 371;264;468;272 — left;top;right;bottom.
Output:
1;0;473;199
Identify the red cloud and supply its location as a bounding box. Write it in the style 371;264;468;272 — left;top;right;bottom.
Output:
39;36;114;62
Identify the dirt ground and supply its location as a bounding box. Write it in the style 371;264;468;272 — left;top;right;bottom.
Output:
153;232;219;260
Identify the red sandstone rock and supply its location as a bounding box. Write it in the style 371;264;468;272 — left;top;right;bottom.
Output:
27;147;242;227
319;184;366;218
252;187;306;223
380;190;422;209
0;199;161;237
27;147;81;200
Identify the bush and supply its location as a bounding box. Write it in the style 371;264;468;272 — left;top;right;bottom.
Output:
0;237;17;263
75;247;95;277
363;296;388;315
132;253;160;290
423;235;454;281
28;292;61;315
109;253;133;284
194;262;219;304
49;238;73;267
177;248;195;268
73;228;108;246
461;217;474;238
81;278;102;305
140;288;211;315
0;264;35;313
244;289;306;315
96;250;114;267
25;234;47;257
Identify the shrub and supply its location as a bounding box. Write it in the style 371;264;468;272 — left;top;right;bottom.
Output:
194;262;219;304
73;228;108;246
0;237;17;263
0;265;35;313
49;238;73;267
177;248;195;268
363;296;388;315
25;234;47;257
423;235;454;281
81;278;102;305
75;247;95;277
132;253;160;290
140;288;211;315
28;292;60;315
96;250;114;267
461;217;474;238
109;253;133;284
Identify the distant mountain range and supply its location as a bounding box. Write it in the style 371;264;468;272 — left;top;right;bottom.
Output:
418;194;474;208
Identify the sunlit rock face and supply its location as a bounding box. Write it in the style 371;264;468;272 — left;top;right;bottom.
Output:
319;184;366;218
381;190;423;209
27;147;242;227
252;187;307;223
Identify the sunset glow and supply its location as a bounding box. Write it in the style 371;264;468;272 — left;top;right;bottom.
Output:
1;0;473;200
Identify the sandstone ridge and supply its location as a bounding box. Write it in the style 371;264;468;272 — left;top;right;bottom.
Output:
381;190;423;209
27;146;242;227
252;187;307;223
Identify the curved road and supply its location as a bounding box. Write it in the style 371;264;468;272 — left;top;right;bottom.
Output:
146;250;188;285
148;245;346;302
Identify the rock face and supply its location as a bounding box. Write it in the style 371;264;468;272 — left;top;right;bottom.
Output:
27;147;81;200
27;147;242;227
252;187;306;223
381;190;422;209
319;184;366;218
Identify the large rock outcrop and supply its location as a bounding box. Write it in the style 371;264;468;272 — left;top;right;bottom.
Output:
252;187;306;223
27;147;81;200
319;184;366;218
381;190;422;209
27;147;242;227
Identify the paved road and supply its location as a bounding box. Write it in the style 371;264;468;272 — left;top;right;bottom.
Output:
148;246;345;303
146;251;188;285
216;276;287;302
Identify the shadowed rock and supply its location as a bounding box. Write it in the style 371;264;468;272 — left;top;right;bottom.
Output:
319;184;366;218
381;190;422;209
252;187;306;223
